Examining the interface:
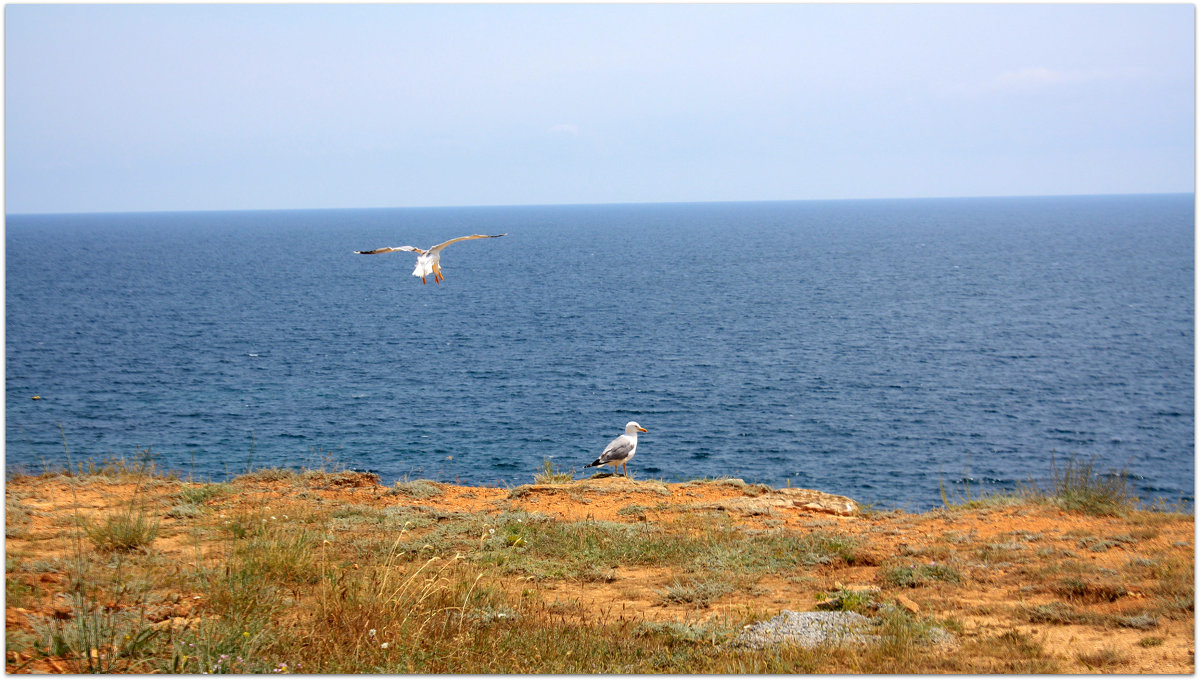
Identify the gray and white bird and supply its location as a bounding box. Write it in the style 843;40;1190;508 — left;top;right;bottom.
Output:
354;233;506;285
584;421;647;477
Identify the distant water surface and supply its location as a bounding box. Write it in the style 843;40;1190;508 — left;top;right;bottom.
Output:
6;195;1194;510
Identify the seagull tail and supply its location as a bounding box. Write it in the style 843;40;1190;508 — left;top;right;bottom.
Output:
584;458;603;468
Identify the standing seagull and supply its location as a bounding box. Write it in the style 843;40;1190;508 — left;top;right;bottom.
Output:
585;421;648;477
354;233;506;284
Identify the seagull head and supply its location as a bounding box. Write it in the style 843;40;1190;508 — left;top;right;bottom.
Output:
625;421;647;434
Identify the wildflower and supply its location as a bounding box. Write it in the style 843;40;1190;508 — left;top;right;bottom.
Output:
243;632;250;638
488;528;495;535
270;516;277;520
368;628;376;638
381;642;389;650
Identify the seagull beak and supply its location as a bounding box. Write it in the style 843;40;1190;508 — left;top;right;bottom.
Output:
638;427;648;432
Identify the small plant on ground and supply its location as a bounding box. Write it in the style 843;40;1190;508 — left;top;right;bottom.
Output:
386;479;442;499
1052;576;1127;603
1077;647;1128;670
656;579;733;607
86;506;159;552
634;619;731;644
533;459;575;484
1020;601;1092;626
234;467;300;484
166;502;203;519
939;470;1026;510
880;563;962;588
1037;455;1135;516
816;588;877;614
617;504;650;518
27;592;161;673
178;483;232;505
1116;613;1159;630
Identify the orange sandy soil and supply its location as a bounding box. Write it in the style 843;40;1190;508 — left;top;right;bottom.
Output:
5;472;1194;673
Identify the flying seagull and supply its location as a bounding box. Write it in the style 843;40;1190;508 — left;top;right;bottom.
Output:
585;421;647;477
354;233;507;284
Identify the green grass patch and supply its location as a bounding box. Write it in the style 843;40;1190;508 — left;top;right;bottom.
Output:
86;507;160;552
1052;575;1127;603
1020;601;1093;625
1076;647;1128;670
166;502;204;519
1039;455;1135;516
386;480;443;499
880;563;962;588
816;587;878;614
533;459;575;484
656;579;734;607
178;483;233;505
617;504;650;518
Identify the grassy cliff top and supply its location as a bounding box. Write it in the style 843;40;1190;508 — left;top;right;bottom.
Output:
5;463;1194;673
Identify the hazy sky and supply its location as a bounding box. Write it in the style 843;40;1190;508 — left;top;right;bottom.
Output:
5;3;1195;214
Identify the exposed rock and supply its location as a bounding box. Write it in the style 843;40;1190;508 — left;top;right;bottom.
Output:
682;478;774;496
894;594;920;614
307;471;382;488
771;488;859;516
696;497;787;516
727;608;956;652
150;616;193;631
693;488;859;517
524;477;671;497
726;610;877;650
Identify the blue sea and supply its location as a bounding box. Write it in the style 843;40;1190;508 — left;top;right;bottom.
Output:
5;195;1195;510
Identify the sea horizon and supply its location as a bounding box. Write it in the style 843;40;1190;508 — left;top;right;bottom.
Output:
6;190;1192;218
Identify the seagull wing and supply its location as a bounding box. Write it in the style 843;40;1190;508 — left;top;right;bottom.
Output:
598;435;635;463
354;245;423;255
427;233;507;255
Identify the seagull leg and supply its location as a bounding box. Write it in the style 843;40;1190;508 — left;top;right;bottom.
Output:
421;277;427;285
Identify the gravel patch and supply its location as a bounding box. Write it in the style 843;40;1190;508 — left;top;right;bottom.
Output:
725;610;879;650
724;609;957;651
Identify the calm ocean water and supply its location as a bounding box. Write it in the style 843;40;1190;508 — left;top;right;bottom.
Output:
5;195;1194;510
